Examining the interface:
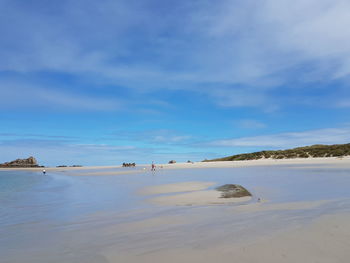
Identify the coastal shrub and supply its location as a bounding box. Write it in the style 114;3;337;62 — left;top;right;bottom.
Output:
263;152;271;158
298;152;309;158
203;143;350;162
332;149;345;157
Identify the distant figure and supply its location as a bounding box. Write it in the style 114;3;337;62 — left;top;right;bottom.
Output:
257;198;261;202
151;162;156;171
42;169;46;175
122;162;136;167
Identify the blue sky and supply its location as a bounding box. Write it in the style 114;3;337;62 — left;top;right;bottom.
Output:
1;0;350;166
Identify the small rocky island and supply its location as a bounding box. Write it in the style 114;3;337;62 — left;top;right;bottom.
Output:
216;184;252;198
0;156;40;168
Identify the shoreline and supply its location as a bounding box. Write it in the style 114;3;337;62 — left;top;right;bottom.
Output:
1;156;350;173
2;155;350;262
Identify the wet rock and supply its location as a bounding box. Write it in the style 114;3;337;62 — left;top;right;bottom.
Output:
216;184;252;198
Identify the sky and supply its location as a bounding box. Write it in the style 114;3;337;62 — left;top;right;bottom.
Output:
1;0;350;166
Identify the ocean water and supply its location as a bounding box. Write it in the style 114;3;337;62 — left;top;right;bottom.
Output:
1;164;350;262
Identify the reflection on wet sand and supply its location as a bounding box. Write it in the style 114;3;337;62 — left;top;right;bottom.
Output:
2;159;350;262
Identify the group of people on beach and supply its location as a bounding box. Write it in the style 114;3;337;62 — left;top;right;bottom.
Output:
42;162;160;175
151;162;163;171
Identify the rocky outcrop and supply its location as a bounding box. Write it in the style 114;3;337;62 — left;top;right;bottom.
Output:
216;184;252;198
0;156;40;168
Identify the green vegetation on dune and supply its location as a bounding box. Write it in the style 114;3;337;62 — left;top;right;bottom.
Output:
204;143;350;162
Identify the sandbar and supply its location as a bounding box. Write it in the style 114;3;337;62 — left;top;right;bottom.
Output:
142;181;252;206
140;181;216;195
2;156;350;174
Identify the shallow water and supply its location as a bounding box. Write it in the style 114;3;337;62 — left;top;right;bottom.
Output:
1;164;350;262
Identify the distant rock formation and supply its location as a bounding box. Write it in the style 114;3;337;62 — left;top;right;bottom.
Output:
168;160;176;164
0;156;40;168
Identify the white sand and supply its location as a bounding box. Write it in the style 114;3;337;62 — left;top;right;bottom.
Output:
231;199;335;213
140;181;216;195
149;190;252;206
2;156;350;174
159;156;350;169
62;157;334;175
67;170;141;176
3;157;350;262
104;213;350;263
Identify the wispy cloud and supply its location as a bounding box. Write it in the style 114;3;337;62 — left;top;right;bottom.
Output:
110;129;193;145
0;133;76;140
1;0;350;110
1;80;121;111
208;127;350;148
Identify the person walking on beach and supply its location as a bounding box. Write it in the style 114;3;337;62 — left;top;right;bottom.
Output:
151;162;156;171
42;169;46;175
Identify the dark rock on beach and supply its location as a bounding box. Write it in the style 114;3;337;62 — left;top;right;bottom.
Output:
216;184;252;198
0;156;40;168
122;162;136;167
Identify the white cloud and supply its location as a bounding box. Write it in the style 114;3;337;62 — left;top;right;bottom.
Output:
1;0;350;110
110;129;193;145
210;127;350;148
0;81;121;111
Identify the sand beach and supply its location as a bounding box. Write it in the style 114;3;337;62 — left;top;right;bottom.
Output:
1;157;350;262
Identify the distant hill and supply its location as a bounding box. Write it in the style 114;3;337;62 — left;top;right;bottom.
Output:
203;143;350;162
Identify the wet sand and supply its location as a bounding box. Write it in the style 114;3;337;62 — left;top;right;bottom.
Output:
141;181;252;206
104;212;350;263
2;158;350;262
140;181;216;194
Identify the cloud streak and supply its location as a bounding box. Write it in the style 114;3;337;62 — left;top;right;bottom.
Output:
110;129;193;145
0;80;121;111
1;0;350;110
209;127;350;149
